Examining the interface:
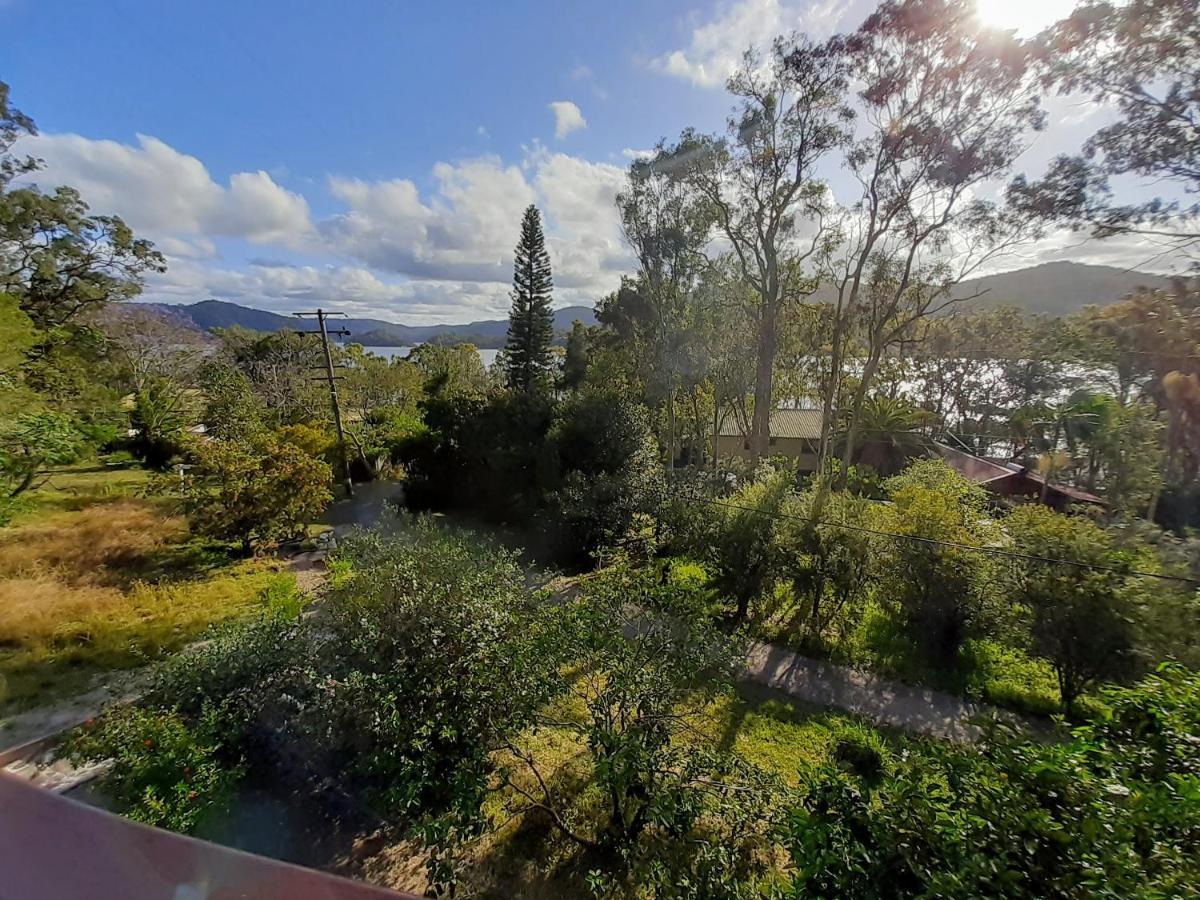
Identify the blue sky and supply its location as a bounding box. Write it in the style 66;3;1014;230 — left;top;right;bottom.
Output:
1;0;1163;324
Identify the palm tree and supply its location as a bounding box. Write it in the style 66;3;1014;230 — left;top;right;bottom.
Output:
842;396;938;476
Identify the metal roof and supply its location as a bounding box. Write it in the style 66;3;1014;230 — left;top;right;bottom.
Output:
716;408;823;439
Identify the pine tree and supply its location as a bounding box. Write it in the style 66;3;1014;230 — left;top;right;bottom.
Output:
505;204;555;393
561;320;590;391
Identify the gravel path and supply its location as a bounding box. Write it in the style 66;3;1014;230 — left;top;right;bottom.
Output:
744;641;1033;742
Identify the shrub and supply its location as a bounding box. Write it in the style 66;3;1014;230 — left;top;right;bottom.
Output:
128;377;193;470
503;568;780;891
781;665;1200;898
547;391;665;565
878;460;1002;667
63;705;242;834
775;484;874;643
176;435;332;553
1007;505;1139;710
706;467;792;624
0;411;87;497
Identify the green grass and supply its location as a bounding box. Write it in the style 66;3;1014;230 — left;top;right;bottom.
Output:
455;683;896;899
691;684;896;787
7;461;155;526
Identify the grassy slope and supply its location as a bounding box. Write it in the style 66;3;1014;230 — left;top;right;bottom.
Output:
0;463;298;713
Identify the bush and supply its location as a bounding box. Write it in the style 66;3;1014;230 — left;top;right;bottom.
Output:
878;460;1002;667
547;391;665;565
404;391;556;519
706;467;792;624
1006;505;1140;710
63;705;242;834
781;666;1200;898
504;568;781;892
0;411;87;497
311;523;558;825
775;484;874;643
176;435;332;553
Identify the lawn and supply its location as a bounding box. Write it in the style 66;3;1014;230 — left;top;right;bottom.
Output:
0;462;300;714
359;683;898;898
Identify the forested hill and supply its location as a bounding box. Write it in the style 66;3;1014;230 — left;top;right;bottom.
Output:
146;262;1172;345
142;299;598;347
949;261;1176;314
803;261;1175;314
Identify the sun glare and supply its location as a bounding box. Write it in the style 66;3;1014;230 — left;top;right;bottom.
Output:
974;0;1080;37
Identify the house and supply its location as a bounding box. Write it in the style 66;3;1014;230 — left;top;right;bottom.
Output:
713;408;823;470
932;442;1105;511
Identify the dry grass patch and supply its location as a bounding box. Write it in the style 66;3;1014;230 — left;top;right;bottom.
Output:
0;561;298;712
0;465;304;713
0;500;187;586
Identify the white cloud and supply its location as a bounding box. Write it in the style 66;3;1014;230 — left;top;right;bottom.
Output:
548;100;587;139
22;133;314;247
321;148;630;298
653;0;863;87
144;258;516;325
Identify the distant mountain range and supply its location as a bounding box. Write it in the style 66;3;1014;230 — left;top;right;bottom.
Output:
143;300;598;348
144;262;1178;346
948;261;1176;315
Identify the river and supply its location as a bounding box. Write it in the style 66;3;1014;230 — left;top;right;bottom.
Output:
355;345;500;368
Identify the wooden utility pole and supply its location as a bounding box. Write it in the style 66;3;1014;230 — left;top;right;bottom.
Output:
294;309;354;498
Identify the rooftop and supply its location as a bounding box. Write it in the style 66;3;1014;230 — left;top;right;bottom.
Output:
717;408;823;440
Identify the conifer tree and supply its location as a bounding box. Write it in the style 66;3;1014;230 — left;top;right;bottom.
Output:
504;204;555;393
561;320;590;391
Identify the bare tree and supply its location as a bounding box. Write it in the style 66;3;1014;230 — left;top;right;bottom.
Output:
810;0;1047;479
664;39;851;460
617;144;715;466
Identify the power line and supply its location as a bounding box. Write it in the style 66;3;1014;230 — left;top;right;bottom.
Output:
683;492;1200;586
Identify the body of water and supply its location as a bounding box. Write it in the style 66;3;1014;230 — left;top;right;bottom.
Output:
357;345;500;368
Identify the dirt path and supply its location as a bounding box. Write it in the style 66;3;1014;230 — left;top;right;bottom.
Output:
743;642;1034;742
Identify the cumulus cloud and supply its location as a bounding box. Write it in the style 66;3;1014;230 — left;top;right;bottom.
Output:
653;0;863;87
17;128;637;320
548;100;587;139
145;257;516;325
23;133;314;247
320;147;630;299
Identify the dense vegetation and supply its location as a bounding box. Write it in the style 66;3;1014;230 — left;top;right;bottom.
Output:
2;0;1199;896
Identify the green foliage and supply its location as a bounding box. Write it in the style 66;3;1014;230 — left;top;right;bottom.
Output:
406;390;556;520
0;411;87;498
129;376;195;469
148;523;558;890
409;342;490;400
505;204;555;393
782;665;1200;898
213;327;328;426
196;361;266;442
878;459;1001;667
707;467;792;624
317;525;556;820
775;484;874;642
274;421;336;461
63;705;241;834
561;319;591;391
505;568;780;893
1;184;165;330
176;435;332;552
0;292;36;379
1007;505;1139;709
548;391;665;565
